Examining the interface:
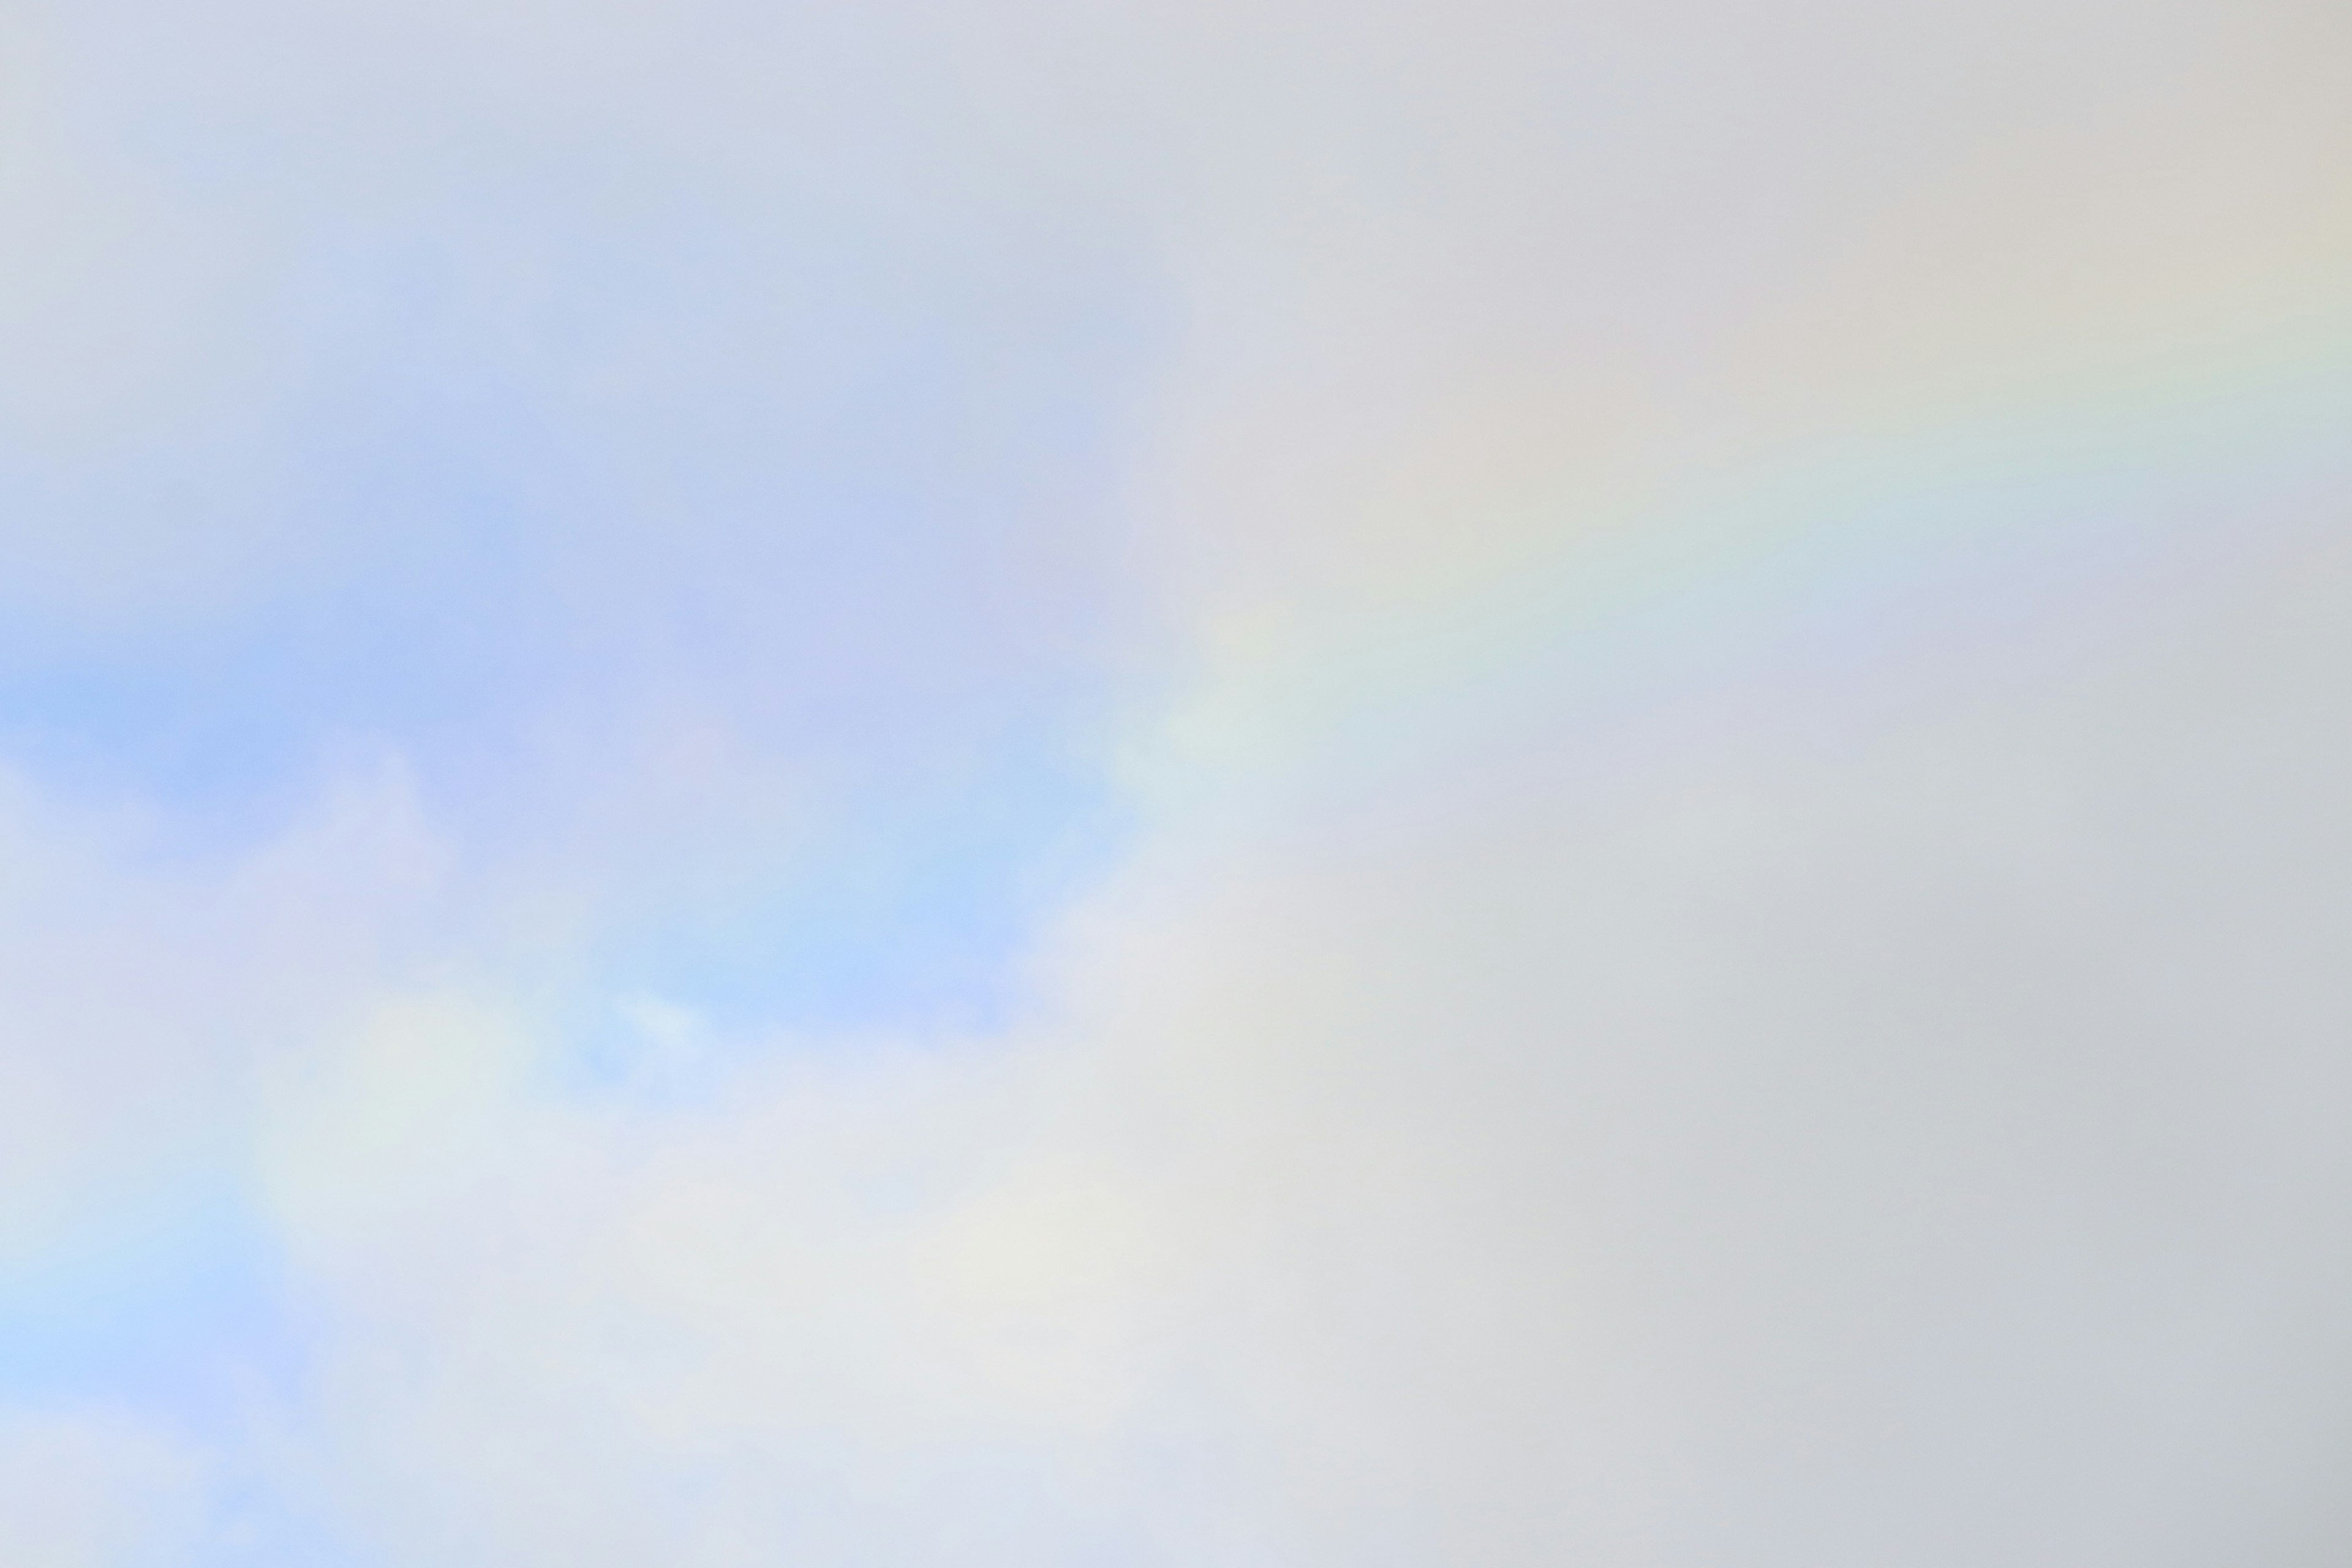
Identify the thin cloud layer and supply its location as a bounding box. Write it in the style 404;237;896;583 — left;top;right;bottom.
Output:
0;0;2348;1562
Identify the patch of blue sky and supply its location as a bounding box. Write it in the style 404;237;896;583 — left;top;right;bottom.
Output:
189;1491;388;1568
0;162;1164;862
567;724;1131;1085
0;1167;300;1431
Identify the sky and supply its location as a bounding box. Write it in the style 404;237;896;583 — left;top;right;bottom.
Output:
1;0;2349;1562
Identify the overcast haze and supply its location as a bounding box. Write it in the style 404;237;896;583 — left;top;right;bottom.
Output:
2;1;2349;1562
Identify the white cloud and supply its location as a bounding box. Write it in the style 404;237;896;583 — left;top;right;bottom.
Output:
0;750;445;1274
0;1409;209;1568
213;453;2352;1564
